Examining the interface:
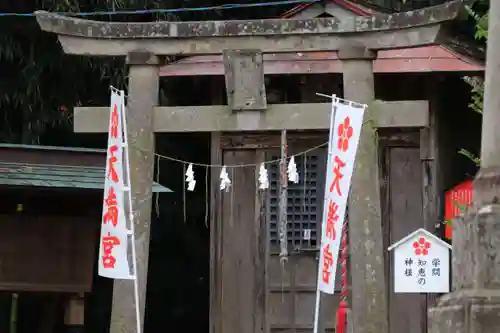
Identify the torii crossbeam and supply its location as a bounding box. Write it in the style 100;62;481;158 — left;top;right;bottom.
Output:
35;2;466;333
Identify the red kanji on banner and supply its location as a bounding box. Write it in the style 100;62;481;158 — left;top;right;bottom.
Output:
110;104;119;139
322;244;334;284
103;186;119;227
326;200;339;240
337;117;354;152
329;156;346;195
107;145;119;183
102;232;120;269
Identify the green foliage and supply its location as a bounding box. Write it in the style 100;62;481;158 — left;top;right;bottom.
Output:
458;148;481;167
0;1;131;144
0;0;305;145
462;76;484;115
461;1;488;166
466;3;488;41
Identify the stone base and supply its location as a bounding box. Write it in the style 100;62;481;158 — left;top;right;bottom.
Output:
429;168;500;333
428;290;500;333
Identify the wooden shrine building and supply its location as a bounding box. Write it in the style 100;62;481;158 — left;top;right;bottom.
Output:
34;1;484;333
0;144;170;333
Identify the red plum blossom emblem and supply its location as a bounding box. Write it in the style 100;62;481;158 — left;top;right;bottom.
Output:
413;237;431;256
337;117;354;152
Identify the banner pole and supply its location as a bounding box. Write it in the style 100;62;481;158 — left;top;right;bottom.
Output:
312;289;321;333
120;90;142;333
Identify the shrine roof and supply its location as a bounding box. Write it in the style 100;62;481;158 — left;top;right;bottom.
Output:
159;0;483;76
0;144;171;192
279;0;387;18
159;45;483;76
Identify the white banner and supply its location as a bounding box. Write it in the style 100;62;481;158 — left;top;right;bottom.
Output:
98;90;134;280
317;99;365;294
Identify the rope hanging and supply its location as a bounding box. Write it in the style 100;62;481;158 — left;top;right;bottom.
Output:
336;218;349;333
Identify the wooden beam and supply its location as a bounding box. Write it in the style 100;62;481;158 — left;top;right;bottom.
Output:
74;101;429;133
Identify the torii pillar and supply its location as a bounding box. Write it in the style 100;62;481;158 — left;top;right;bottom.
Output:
35;2;465;333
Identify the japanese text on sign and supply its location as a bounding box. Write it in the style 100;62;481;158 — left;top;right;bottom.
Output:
317;100;365;294
97;90;133;280
391;230;450;294
102;232;121;269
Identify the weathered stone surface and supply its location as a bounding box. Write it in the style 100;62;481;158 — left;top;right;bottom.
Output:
34;1;470;56
223;50;266;112
343;56;389;333
108;59;159;333
471;166;500;207
429;291;500;333
471;303;500;333
126;51;162;65
429;201;500;332
453;203;500;290
451;214;475;291
428;295;466;333
337;45;376;60
431;1;500;331
35;1;465;39
72;101;429;133
452;168;500;292
53;25;443;55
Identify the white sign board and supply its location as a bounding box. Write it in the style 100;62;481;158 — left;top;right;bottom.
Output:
388;228;451;293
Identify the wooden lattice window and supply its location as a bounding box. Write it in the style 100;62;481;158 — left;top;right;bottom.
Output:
268;150;326;250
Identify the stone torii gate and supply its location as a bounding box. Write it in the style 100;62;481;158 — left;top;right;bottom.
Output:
35;2;464;333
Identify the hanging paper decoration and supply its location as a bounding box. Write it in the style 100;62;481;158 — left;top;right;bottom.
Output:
287;156;299;183
258;163;269;190
185;163;196;191
219;166;231;191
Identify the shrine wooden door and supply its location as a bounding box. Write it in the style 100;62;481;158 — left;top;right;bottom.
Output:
210;133;339;333
380;132;427;333
265;144;340;333
210;133;268;333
